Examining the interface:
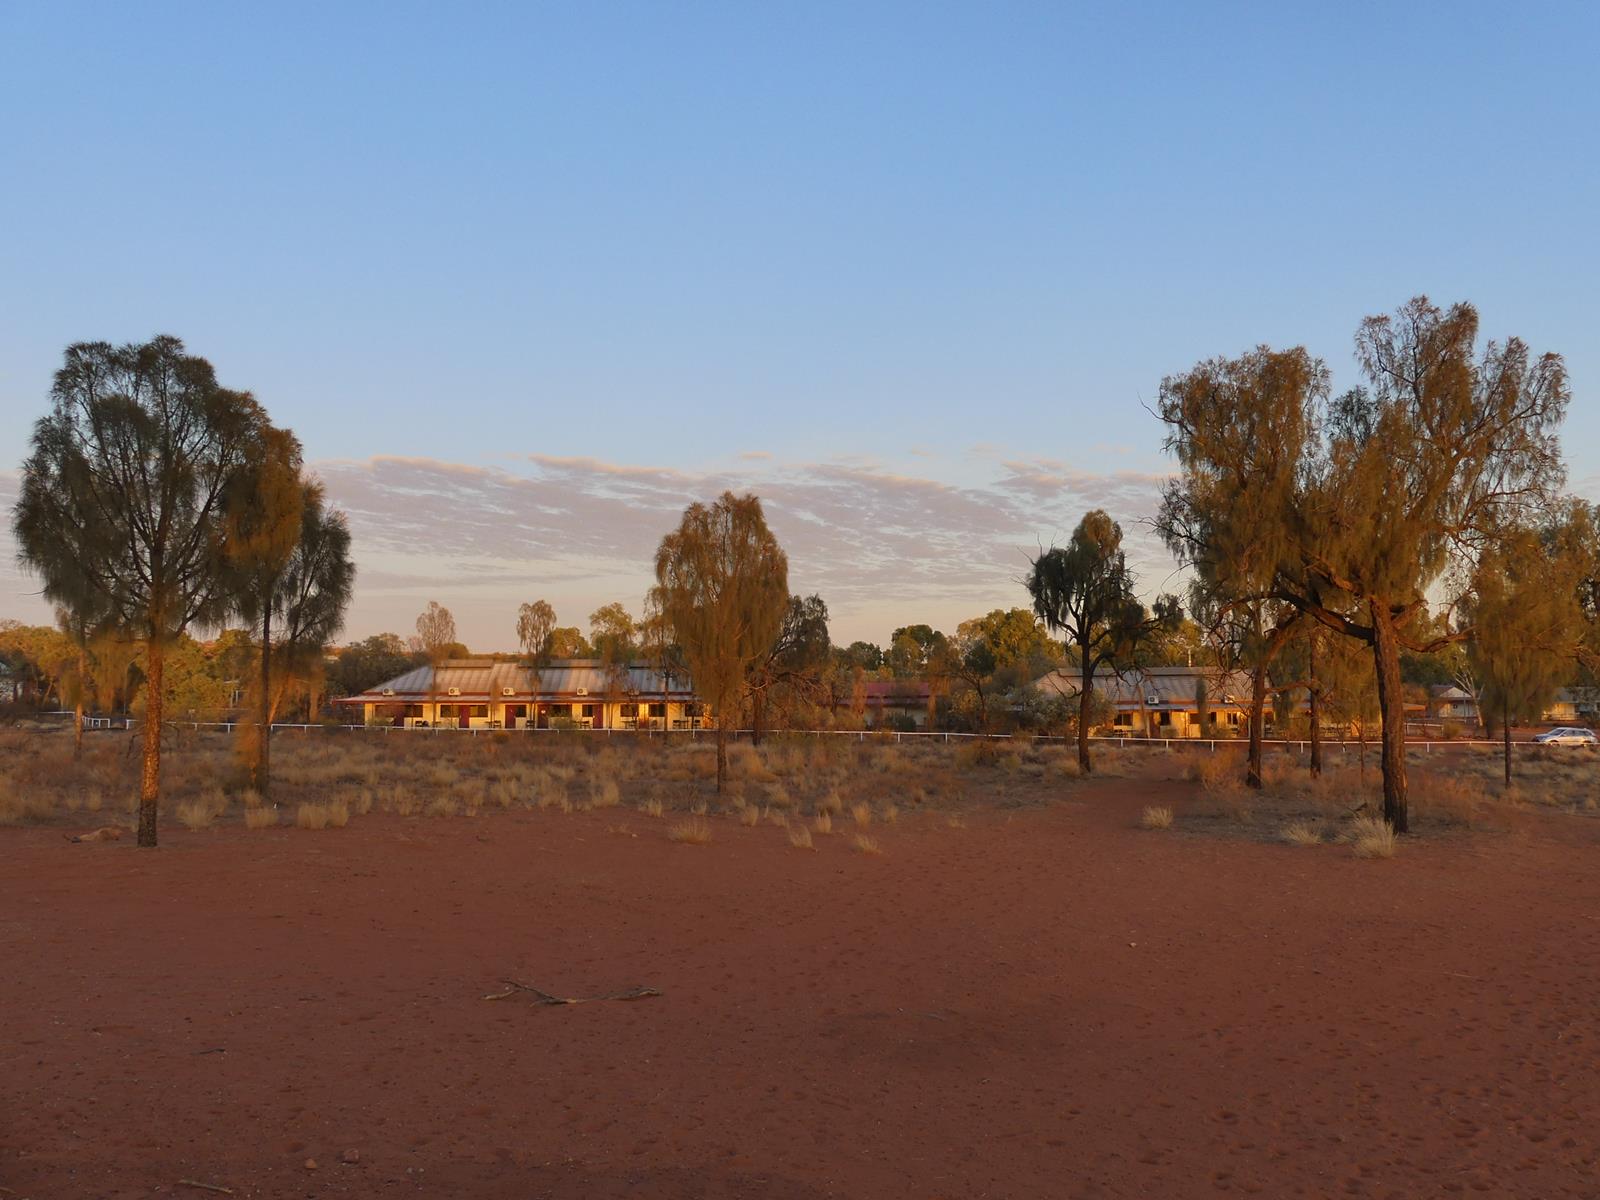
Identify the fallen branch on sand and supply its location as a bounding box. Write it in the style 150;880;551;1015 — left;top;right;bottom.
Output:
482;981;662;1005
66;826;123;844
178;1182;235;1196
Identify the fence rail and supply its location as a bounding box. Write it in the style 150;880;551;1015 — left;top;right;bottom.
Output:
29;710;1570;753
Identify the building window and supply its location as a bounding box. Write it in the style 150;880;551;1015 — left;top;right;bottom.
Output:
648;702;665;718
620;702;638;718
469;705;488;718
581;704;596;719
1158;711;1174;726
438;704;456;718
549;704;571;718
1114;713;1133;728
1227;712;1240;726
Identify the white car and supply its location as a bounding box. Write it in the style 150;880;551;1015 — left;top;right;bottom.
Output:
1532;726;1599;746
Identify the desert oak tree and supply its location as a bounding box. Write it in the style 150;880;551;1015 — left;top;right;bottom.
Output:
13;336;270;846
1026;510;1181;774
1160;299;1569;831
651;492;788;792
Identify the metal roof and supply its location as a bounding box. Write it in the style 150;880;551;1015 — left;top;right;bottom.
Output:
1032;665;1258;709
345;659;695;701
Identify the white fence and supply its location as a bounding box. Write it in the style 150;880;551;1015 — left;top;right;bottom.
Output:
29;710;1541;754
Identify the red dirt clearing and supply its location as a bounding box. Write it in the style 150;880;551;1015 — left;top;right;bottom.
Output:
5;782;1600;1198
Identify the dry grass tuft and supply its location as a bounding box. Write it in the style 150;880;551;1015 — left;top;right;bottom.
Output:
766;806;789;828
813;811;833;835
1189;752;1246;792
639;796;664;819
176;787;228;831
945;814;967;829
1350;816;1397;859
424;795;461;819
244;805;278;830
816;789;843;816
175;800;215;830
585;774;614;812
327;798;350;828
1412;775;1488;827
667;815;713;845
851;802;873;828
1281;820;1323;846
851;833;883;856
739;804;760;826
787;823;814;850
295;803;331;831
1138;805;1174;830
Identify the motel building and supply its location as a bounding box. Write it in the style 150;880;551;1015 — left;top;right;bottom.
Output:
336;659;705;731
1031;664;1268;738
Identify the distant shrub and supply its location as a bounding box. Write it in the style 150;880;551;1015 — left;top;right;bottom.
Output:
667;816;712;845
1280;820;1322;846
1350;816;1397;859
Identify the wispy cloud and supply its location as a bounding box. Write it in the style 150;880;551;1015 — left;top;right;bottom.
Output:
0;456;1178;647
310;453;1176;646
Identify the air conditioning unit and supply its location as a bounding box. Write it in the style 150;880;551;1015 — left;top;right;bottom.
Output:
1146;695;1159;707
1223;694;1237;704
447;687;461;697
381;688;395;697
576;687;588;697
501;687;515;697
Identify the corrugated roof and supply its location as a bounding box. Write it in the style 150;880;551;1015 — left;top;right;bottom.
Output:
347;659;694;700
1032;666;1257;709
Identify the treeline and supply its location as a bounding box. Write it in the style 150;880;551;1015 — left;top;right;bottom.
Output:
0;623;333;724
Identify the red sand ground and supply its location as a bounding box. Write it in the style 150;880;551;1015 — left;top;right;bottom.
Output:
5;779;1600;1199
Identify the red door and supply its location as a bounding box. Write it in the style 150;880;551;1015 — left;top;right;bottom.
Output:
459;707;470;730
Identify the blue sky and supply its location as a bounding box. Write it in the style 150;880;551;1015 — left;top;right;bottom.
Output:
4;3;1598;647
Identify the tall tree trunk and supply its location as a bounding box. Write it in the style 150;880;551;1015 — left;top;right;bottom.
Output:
1307;637;1322;777
138;641;163;848
715;724;727;794
73;645;86;761
256;608;272;797
1077;654;1094;775
1247;661;1267;788
1369;601;1409;833
1503;697;1513;788
1308;686;1323;777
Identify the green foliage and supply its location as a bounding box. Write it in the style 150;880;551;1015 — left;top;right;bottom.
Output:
329;633;425;696
589;601;638;667
547;626;594;658
1028;510;1182;766
13;336;275;846
888;624;945;678
1464;511;1595;779
835;641;884;672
